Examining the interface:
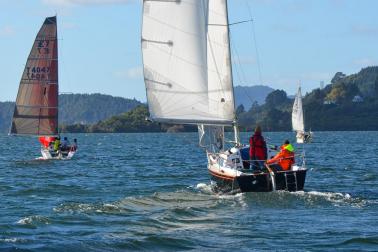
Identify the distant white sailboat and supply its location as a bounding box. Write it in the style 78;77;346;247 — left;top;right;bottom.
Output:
292;86;313;143
141;0;307;193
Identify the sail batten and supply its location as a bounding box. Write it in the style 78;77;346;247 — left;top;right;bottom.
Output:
10;16;58;136
142;0;235;125
292;87;304;132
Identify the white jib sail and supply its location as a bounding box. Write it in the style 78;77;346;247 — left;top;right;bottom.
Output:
207;0;235;122
292;86;304;132
198;124;224;152
142;0;234;125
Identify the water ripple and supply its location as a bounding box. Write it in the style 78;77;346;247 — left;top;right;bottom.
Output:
0;132;377;251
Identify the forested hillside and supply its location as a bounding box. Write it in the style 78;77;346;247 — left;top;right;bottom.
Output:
0;102;14;133
238;66;378;131
3;67;378;134
234;85;274;109
61;105;196;133
59;93;141;124
0;93;141;133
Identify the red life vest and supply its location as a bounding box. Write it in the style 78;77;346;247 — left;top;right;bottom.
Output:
249;133;267;161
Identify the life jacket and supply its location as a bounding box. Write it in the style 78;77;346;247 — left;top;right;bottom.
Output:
249;133;267;161
53;140;60;151
267;144;295;170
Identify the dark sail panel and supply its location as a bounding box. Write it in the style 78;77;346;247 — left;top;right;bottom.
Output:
10;16;58;135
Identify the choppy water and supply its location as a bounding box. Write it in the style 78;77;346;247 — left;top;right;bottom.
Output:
0;132;377;251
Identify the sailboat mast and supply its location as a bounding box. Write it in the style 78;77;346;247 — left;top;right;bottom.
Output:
56;16;60;136
225;0;240;145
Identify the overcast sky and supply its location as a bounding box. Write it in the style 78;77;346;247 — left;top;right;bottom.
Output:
0;0;377;102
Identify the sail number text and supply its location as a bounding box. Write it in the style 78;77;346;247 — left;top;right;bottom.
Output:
37;40;50;54
26;67;51;80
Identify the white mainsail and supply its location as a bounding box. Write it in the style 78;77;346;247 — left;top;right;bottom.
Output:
292;86;304;133
141;0;235;125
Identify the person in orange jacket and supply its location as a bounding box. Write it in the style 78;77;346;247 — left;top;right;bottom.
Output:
266;140;295;171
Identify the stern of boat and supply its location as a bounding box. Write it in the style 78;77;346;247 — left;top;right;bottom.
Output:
207;147;308;193
40;147;76;160
41;148;53;160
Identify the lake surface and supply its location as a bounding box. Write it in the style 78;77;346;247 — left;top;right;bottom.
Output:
0;132;377;251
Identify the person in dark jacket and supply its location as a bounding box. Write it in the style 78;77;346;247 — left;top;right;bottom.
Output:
249;125;267;170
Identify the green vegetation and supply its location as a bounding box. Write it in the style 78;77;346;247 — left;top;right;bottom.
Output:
0;93;141;133
57;66;378;133
238;89;293;131
234;85;274;108
238;66;378;131
0;102;13;133
59;93;141;124
2;67;378;133
61;105;196;133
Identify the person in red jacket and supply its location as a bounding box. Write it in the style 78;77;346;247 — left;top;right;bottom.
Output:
266;140;295;171
249;125;267;170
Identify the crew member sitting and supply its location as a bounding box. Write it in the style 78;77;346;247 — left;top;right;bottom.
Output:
249;125;267;170
266;140;295;171
53;137;61;152
70;139;78;152
61;137;70;151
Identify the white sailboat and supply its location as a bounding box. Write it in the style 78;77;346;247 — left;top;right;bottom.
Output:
292;86;313;144
141;0;307;193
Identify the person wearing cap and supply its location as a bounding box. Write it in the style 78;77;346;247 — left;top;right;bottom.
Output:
249;125;267;170
266;140;295;171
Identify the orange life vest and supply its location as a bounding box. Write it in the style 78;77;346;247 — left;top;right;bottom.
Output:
267;144;295;170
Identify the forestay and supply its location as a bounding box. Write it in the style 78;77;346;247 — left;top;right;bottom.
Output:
292;87;304;132
10;16;58;135
142;0;235;125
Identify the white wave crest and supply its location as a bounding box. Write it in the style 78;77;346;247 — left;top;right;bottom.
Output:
293;190;367;208
196;183;213;194
16;215;50;225
0;238;27;243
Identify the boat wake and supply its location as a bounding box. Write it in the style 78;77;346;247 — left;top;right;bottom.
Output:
54;187;248;217
194;182;371;208
291;190;369;208
195;182;213;194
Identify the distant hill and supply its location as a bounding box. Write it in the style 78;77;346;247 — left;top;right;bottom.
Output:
304;66;378;130
238;66;378;131
0;102;14;133
234;85;274;110
0;93;142;133
4;67;378;134
59;93;141;124
61;105;196;133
